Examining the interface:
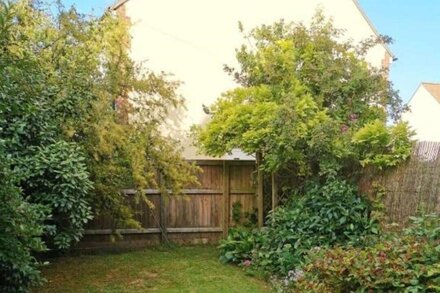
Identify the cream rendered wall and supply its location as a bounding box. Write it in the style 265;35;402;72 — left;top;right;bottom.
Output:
403;86;440;142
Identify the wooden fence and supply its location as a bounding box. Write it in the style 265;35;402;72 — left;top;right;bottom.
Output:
77;142;440;250
361;141;440;224
77;160;257;250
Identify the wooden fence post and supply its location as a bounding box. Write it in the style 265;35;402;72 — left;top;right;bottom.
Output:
256;152;264;227
159;190;168;243
271;172;278;211
223;161;230;237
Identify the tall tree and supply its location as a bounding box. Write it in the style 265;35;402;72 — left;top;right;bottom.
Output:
195;14;412;196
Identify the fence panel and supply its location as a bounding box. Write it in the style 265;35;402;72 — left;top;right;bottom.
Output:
228;163;257;226
77;160;256;250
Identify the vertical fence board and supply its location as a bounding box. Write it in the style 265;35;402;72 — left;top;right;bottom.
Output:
160;193;168;242
223;161;230;237
256;152;264;227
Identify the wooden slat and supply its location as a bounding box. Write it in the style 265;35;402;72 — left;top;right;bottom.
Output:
85;228;161;235
187;160;224;166
227;161;256;166
256;152;264;227
84;227;223;235
186;160;255;166
223;161;230;237
122;189;225;195
167;227;222;233
160;193;168;242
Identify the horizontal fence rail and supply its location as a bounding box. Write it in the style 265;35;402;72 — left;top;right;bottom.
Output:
121;189;255;195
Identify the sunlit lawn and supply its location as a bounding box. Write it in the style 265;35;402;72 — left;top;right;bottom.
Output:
36;246;270;293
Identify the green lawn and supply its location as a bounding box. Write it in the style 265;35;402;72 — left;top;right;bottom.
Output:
36;246;270;293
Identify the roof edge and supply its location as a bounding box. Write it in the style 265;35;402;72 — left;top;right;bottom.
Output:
422;82;440;104
421;82;440;86
408;82;440;106
351;0;395;59
110;0;130;11
406;83;424;105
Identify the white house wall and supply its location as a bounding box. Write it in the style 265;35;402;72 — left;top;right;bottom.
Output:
403;86;440;142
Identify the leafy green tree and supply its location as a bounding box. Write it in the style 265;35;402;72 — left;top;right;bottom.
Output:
195;14;412;193
0;1;93;249
63;6;200;227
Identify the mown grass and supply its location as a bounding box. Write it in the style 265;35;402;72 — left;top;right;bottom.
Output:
36;246;270;293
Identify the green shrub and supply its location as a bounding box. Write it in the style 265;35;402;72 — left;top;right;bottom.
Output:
294;213;440;292
231;201;257;228
352;120;413;169
405;212;440;241
295;236;440;292
219;180;378;275
218;228;262;264
23;142;93;250
0;148;48;292
254;179;378;275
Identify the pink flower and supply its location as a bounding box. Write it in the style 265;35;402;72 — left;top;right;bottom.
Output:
242;259;252;267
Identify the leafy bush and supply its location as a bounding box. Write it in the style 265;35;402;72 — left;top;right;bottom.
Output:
405;212;440;241
0;148;48;292
294;213;440;292
253;179;378;275
218;228;261;264
352;120;413;169
219;180;378;275
0;2;94;251
23;142;93;249
295;237;440;292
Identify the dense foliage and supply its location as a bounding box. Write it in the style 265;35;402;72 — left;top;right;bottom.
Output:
219;228;262;265
0;0;94;250
219;180;378;274
1;0;197;291
195;14;412;192
1;0;197;239
204;13;416;289
255;180;378;274
295;213;440;292
24;142;93;249
0;144;48;292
